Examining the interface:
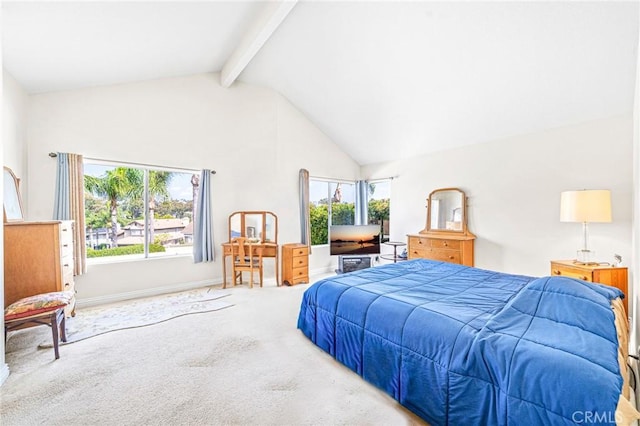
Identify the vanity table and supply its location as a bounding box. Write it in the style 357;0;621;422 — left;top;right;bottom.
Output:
221;211;279;288
407;188;475;266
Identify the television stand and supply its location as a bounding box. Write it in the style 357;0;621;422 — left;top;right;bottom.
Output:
337;255;372;274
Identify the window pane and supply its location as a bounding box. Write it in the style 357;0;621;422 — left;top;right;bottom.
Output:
368;180;391;243
148;171;198;257
309;180;329;245
330;182;355;225
84;164;145;260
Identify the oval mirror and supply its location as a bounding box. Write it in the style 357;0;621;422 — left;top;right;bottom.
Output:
3;167;24;223
423;188;467;234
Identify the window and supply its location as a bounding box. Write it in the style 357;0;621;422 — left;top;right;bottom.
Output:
368;180;391;243
84;161;199;261
309;179;356;246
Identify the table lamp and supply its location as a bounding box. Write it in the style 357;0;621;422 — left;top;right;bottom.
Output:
560;189;612;264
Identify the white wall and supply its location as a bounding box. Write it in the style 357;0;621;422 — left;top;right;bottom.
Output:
3;70;28;202
1;69;29;384
632;19;640;353
363;115;633;279
26;73;359;304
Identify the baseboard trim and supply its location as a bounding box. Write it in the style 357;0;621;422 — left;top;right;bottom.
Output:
76;269;334;309
0;363;10;386
76;279;224;308
309;266;334;279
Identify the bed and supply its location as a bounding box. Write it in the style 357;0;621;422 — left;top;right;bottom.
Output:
297;259;637;425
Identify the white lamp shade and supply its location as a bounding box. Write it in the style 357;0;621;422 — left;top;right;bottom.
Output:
560;190;612;223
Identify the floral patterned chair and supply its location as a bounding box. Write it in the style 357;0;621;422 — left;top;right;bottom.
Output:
4;291;74;359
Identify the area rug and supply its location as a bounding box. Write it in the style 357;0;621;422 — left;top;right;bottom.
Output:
36;287;233;348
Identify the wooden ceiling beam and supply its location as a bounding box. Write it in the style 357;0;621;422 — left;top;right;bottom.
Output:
220;1;297;88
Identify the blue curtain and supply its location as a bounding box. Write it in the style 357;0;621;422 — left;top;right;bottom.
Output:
53;153;70;220
299;169;310;248
193;169;215;263
52;152;87;275
355;180;368;225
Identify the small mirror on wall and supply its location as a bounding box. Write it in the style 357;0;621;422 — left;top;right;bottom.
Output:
3;166;24;222
422;187;471;235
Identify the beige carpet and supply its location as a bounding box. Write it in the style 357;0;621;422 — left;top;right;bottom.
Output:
38;287;233;347
1;280;425;425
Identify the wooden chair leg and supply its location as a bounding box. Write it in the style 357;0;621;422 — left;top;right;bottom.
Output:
59;310;67;343
260;265;263;287
50;311;60;360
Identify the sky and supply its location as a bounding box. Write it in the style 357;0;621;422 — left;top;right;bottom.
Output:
85;163;196;201
85;164;390;203
309;180;390;203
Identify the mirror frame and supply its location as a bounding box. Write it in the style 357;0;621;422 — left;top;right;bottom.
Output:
421;187;470;235
3;166;24;223
228;211;278;244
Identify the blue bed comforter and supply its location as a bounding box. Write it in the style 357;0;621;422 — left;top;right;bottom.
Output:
297;259;624;425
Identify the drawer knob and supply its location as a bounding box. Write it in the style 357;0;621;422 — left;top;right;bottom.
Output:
449;256;454;260
581;276;588;281
443;242;448;247
552;270;561;275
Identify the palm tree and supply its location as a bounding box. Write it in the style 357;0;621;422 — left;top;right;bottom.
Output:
146;171;173;245
85;167;140;248
191;173;199;224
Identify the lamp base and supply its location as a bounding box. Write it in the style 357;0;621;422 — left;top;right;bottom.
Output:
574;249;598;265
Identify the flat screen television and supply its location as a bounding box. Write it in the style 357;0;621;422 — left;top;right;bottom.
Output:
329;224;381;256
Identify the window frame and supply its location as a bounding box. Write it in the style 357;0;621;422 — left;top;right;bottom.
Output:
83;159;199;264
309;177;358;247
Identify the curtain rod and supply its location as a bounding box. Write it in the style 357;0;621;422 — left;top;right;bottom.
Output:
48;152;216;174
310;174;397;182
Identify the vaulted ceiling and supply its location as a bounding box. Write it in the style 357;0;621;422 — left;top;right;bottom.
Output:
2;1;638;165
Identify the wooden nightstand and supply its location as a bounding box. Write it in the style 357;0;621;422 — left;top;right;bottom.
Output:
282;243;309;286
550;260;628;313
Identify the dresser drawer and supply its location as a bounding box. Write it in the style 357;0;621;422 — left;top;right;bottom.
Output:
290;266;308;280
61;254;74;277
408;236;428;248
408;247;429;259
62;271;75;291
291;246;309;257
550;264;592;281
290;255;308;268
430;239;460;250
59;221;74;245
427;250;461;264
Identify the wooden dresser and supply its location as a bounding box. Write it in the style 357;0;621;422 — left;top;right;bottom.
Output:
410;188;476;267
550;260;628;314
282;243;309;286
407;234;475;266
4;220;76;316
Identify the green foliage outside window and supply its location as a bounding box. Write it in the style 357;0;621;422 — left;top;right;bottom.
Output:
310;204;329;245
368;198;389;222
86;243;165;258
331;203;355;225
310;199;390;246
